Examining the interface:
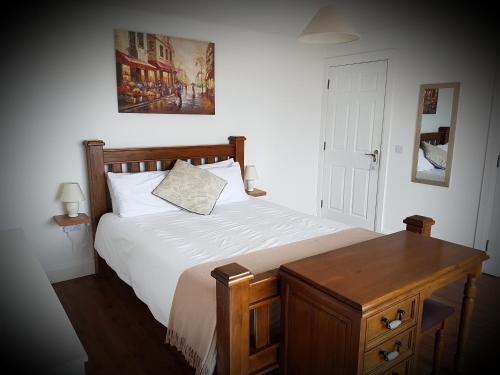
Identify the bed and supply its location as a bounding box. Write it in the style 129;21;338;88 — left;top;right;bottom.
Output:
95;198;350;326
84;137;435;375
416;127;449;182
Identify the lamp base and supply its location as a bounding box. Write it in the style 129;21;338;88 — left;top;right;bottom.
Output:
246;180;255;192
65;202;79;218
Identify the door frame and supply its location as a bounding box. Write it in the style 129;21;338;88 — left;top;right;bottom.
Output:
473;55;500;258
317;49;399;232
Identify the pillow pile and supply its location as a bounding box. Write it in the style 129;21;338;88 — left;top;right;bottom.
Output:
421;141;447;169
417;148;435;171
107;158;249;217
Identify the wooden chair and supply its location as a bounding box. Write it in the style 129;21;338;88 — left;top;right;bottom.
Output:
421;299;455;375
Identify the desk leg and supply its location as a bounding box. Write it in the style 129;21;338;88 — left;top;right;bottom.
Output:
453;271;479;374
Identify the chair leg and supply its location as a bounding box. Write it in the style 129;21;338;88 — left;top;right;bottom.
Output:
431;320;446;375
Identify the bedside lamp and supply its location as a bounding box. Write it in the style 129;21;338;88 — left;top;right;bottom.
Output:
244;165;258;192
59;183;85;218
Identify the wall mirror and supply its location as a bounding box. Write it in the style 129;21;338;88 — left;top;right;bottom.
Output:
411;82;460;187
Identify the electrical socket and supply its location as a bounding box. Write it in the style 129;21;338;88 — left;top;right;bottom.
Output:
62;225;82;234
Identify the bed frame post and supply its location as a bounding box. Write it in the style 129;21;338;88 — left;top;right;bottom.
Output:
211;263;254;375
403;215;435;236
228;136;246;177
83;140;112;275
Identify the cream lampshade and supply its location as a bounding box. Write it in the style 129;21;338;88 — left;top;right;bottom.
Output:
244;165;258;192
59;183;85;218
298;5;359;44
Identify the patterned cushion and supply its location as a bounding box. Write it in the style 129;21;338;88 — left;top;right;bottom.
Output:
152;160;227;215
421;141;447;169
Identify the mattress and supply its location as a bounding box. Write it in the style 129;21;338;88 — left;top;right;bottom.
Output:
416;168;446;182
94;198;351;326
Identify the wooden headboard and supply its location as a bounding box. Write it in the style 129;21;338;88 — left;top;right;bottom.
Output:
83;136;246;272
420;126;449;145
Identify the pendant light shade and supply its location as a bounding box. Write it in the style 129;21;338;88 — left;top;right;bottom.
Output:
299;5;359;44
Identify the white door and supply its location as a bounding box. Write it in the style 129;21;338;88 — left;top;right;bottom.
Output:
321;60;387;229
484;164;500;277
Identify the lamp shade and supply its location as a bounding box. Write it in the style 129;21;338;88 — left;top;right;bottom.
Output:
59;183;85;203
244;165;258;180
299;5;359;44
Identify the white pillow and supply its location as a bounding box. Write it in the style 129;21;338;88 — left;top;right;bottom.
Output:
436;143;448;152
421;141;447;169
208;162;249;205
107;171;180;217
198;158;234;169
418;148;435;171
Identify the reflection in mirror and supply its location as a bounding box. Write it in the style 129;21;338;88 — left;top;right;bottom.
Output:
411;82;460;187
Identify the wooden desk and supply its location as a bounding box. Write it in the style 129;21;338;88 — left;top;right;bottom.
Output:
280;231;488;375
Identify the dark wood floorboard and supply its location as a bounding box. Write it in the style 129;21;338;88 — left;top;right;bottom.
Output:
53;274;194;375
53;273;500;375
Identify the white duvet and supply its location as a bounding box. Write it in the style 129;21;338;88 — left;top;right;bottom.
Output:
94;198;350;326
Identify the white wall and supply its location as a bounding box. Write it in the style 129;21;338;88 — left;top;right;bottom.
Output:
0;4;325;282
0;2;497;283
320;24;497;246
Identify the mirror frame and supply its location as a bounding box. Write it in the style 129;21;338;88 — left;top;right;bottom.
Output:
411;82;460;187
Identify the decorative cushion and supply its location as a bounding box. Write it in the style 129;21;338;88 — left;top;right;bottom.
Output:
421;141;447;169
152;160;227;215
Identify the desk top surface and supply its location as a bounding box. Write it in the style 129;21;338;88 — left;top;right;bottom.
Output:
280;230;488;312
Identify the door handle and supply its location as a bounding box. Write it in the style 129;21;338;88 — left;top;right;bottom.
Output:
364;149;379;163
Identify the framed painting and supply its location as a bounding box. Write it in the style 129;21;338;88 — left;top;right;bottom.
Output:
114;30;215;114
422;88;438;114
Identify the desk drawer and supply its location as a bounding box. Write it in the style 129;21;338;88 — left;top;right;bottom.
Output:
366;295;418;344
381;358;412;375
364;327;415;374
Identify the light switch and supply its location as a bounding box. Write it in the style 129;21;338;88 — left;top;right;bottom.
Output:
395;145;403;154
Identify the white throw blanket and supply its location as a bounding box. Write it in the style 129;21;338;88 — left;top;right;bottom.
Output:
166;228;382;374
94;199;351;327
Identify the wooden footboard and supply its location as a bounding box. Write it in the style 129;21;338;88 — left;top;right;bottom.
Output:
211;215;435;375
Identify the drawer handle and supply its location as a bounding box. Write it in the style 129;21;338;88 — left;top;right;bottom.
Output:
381;309;405;330
380;341;401;362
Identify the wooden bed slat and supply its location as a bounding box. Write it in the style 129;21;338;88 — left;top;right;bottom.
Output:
146;161;157;171
249;270;279;305
163;160;175;170
102;144;237;164
111;163;122;173
249;344;279;374
420;126;450;145
129;162;140;172
253;305;270;350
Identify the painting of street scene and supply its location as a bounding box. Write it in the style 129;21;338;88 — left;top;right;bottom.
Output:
115;30;215;114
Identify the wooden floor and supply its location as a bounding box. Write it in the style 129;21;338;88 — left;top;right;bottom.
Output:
53;272;500;375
